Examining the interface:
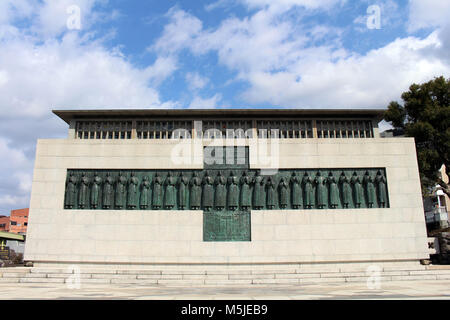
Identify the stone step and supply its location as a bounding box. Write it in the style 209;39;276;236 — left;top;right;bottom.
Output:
2;265;450;285
0;274;446;285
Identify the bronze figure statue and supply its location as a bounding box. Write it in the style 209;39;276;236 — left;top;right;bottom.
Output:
214;171;227;210
102;173;114;209
90;172;102;209
115;171;127;209
164;171;176;210
227;171;239;211
64;172;77;209
178;172;189;210
290;172;302;209
190;172;202;210
303;172;314;209
78;172;89;209
252;171;265;210
140;176;150;209
240;171;251;210
127;172;139;209
152;172;163;209
202;171;214;211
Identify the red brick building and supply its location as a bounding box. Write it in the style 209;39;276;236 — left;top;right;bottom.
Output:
8;209;29;234
0;216;9;232
0;209;29;234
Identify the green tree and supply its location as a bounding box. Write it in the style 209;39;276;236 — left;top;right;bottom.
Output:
384;76;450;196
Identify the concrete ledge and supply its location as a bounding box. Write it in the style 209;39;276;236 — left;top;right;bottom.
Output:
253;279;299;284
78;278;111;284
157;279;205;285
0;278;20;283
19;278;64;283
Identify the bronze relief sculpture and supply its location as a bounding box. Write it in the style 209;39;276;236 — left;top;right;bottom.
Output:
64;168;389;211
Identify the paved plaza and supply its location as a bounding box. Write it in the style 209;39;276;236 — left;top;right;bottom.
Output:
1;280;450;300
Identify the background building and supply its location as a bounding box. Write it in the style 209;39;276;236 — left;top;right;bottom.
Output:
8;209;29;235
424;165;450;232
0;209;29;234
0;216;9;232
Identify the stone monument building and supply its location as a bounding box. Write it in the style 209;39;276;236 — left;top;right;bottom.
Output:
23;109;429;279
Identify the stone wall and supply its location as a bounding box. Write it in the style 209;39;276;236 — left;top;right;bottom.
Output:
24;138;429;264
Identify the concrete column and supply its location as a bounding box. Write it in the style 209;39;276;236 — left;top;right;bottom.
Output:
68;120;76;139
312;120;318;138
372;119;380;138
131;120;137;139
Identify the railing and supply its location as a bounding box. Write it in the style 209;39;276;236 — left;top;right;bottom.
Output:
425;207;449;223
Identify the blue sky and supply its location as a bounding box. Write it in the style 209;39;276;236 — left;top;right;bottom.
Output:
0;0;449;213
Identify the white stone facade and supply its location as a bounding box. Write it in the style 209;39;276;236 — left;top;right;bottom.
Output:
24;137;429;265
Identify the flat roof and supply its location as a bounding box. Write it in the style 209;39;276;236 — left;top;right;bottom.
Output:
53;108;386;124
0;231;25;241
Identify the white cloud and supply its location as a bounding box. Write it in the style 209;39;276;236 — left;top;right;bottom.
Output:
0;1;176;211
353;0;402;32
205;0;236;11
152;7;203;55
0;138;33;210
0;195;29;209
0;34;170;118
0;0;35;25
242;33;449;108
32;0;111;37
157;7;450;109
189;94;222;108
185;72;209;91
191;10;308;74
206;0;345;12
408;0;450;32
0;71;9;87
144;56;178;86
242;0;344;11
